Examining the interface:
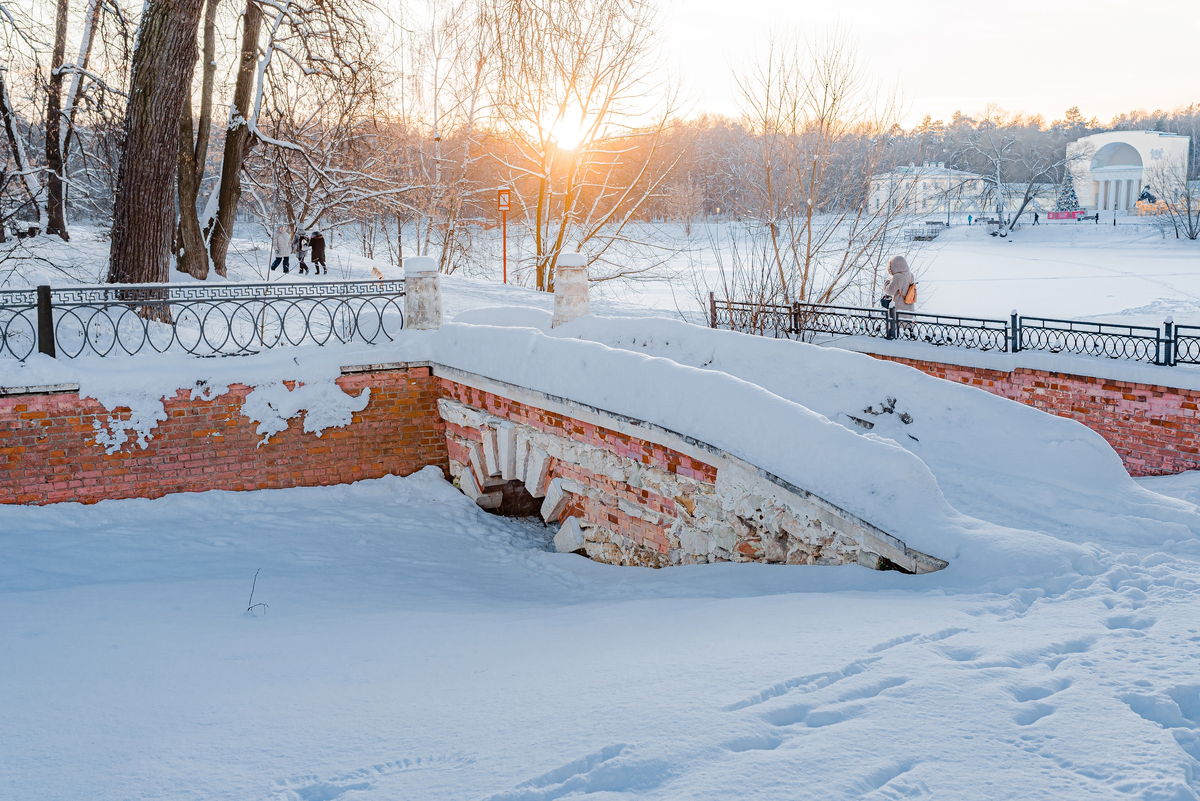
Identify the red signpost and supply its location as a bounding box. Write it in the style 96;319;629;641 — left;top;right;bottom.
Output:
497;188;511;283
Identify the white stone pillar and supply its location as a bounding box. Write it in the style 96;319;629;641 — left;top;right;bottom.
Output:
551;252;590;329
404;256;442;330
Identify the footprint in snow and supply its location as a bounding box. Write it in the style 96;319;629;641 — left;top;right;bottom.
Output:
1105;613;1156;631
484;743;672;800
272;754;469;801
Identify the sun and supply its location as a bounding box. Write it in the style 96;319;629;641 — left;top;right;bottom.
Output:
548;112;587;151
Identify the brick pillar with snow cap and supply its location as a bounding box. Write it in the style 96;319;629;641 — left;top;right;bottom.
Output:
551;252;590;328
404;256;442;330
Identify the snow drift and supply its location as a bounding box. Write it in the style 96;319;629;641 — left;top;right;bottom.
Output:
454;306;1200;552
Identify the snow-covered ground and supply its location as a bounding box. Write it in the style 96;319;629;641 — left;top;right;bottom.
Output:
3;307;1200;798
3;468;1200;800
9;219;1199;328
622;220;1200;327
4;223;1200;798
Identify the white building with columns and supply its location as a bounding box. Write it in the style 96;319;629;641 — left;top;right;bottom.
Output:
1067;130;1191;213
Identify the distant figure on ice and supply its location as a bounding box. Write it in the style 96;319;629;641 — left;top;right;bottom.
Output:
270;224;292;273
967;214;972;226
294;230;311;274
1033;211;1040;225
883;256;916;312
310;230;327;276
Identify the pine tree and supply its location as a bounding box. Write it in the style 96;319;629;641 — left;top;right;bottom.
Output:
1056;173;1081;211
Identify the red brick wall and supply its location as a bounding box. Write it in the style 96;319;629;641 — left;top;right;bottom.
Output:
872;354;1200;477
0;367;447;505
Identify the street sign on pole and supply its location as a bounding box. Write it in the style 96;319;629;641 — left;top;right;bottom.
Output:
497;188;511;283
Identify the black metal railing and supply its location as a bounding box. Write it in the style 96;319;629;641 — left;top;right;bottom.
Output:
1015;316;1163;364
707;298;795;339
0;280;405;360
710;292;1197;368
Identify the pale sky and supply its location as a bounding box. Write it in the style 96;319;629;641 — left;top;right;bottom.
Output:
658;0;1200;127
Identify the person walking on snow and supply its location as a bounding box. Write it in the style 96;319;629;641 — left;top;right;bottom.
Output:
270;224;292;273
1034;211;1040;225
883;256;916;312
309;230;327;276
294;230;310;274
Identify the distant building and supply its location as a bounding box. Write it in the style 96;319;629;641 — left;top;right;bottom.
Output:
870;162;984;215
870;162;1053;217
1067;130;1191;213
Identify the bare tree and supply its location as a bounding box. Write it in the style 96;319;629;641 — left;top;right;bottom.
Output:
107;0;207;285
486;0;682;290
0;2;46;235
207;0;264;277
724;30;915;307
949;107;1074;234
44;0;70;238
208;0;384;277
175;0;219;278
1147;154;1200;240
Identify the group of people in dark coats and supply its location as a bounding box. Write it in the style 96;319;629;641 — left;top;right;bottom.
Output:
269;224;328;275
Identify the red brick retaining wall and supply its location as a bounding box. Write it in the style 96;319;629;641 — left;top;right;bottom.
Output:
0;366;447;505
872;355;1200;477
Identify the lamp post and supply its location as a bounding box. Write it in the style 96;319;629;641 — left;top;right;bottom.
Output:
497;187;511;284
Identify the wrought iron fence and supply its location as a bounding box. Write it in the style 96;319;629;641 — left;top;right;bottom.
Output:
708;298;794;339
0;280;406;360
792;302;892;340
1173;323;1200;365
710;292;1196;368
1015;316;1163;364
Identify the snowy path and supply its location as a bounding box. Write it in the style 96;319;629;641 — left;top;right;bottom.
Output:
3;469;1200;800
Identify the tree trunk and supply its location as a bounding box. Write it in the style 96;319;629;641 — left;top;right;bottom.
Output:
176;96;207;277
175;0;219;278
45;0;70;239
208;0;263;278
108;0;206;285
61;0;103;165
0;70;42;231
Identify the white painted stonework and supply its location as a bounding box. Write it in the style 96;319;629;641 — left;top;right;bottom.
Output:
550;253;590;329
403;257;443;330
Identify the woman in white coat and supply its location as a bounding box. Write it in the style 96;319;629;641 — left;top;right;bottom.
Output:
270;224;292;273
883;256;915;311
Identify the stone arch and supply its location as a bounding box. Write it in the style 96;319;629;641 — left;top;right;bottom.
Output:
1091;142;1143;170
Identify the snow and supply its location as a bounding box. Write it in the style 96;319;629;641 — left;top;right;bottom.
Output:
5;224;1200;797
241;381;371;445
3;468;1200;799
403;255;437;277
455;306;1200;557
827;335;1200;394
9;220;1199;331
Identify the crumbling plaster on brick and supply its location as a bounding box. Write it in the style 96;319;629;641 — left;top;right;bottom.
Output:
436;391;946;574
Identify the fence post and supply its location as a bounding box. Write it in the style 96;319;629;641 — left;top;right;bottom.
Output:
1009;310;1020;353
886;306;896;340
36;284;55;358
1164;318;1174;366
709;291;717;329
